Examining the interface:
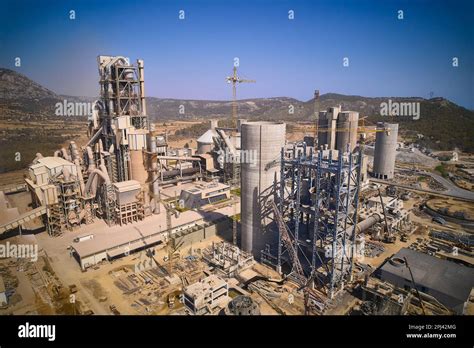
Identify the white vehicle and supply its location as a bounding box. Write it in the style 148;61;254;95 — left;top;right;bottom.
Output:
73;234;94;243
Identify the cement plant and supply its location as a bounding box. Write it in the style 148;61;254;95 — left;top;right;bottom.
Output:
0;55;473;317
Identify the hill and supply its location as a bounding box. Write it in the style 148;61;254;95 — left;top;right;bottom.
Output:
1;68;473;152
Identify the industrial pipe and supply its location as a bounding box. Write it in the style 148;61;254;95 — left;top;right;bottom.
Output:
33;153;44;163
86;146;96;172
347;213;382;235
150;135;160;214
60;148;71;161
216;129;237;156
69;141;80;162
72;157;85;196
84;169;111;197
62;167;71;181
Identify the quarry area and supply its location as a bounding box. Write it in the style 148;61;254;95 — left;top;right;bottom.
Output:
0;56;473;316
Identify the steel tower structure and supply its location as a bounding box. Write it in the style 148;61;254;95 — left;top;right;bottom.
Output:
277;144;363;299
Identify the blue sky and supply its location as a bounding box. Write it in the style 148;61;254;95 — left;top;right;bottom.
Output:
1;0;473;108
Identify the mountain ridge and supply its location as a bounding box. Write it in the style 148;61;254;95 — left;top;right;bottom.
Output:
1;67;473;151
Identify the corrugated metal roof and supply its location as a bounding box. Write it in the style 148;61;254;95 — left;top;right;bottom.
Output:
197;129;217;144
376;248;474;311
113;180;141;192
37;156;73;169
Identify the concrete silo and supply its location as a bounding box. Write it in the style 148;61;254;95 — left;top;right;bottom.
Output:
240;121;286;255
373;122;399;179
317;106;340;149
197;129;216;154
336;111;359;153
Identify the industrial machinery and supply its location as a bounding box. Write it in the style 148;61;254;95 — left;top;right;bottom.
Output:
22;56;159;235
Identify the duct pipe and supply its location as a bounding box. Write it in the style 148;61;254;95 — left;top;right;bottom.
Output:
90;100;102;130
150;135;160;214
86;127;103;147
84;169;111;197
60;148;71;161
33;153;44;163
216;129;237;156
99;163;111;183
73;158;85;196
86;146;96;172
62;167;71;181
53;150;61;157
138;59;147;116
70;141;80;162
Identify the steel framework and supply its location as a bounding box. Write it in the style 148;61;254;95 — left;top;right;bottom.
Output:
276;144;362;299
97;57;148;183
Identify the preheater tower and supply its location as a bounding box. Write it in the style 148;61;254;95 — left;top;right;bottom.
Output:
240;121;286;255
373;122;398;179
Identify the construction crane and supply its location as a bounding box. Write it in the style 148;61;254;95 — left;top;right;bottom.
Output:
226;66;255;246
313;90;320;147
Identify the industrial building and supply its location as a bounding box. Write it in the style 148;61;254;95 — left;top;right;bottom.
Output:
375;248;474;314
317;106;359;152
2;52;467;319
183;275;230;315
0;55;213;239
178;182;230;209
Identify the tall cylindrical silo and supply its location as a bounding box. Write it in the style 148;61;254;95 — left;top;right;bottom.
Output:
373;123;398;179
336;111;359;153
240;121;286;255
317;111;329;147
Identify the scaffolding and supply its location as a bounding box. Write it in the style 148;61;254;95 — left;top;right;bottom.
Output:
276;143;363;299
46;204;64;237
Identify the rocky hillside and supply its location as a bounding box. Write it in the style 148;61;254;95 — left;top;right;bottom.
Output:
1;68;473;151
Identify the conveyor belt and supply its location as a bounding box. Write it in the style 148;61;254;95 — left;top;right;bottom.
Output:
0;206;46;234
